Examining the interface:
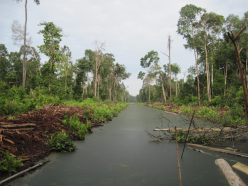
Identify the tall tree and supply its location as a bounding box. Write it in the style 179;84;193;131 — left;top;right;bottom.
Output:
171;63;181;97
138;50;160;103
0;44;10;81
15;0;40;88
177;4;206;106
162;35;172;105
38;22;63;95
92;40;106;97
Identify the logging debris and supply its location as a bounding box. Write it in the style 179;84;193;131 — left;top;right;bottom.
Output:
0;104;108;180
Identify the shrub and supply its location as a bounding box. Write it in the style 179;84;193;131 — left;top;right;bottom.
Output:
0;151;23;175
62;114;89;139
45;130;76;152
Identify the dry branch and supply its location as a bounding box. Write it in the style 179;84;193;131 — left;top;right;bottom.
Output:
0;161;50;185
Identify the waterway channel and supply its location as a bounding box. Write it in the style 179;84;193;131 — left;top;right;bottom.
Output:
8;104;248;186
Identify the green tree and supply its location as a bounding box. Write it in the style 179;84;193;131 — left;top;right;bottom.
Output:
177;4;206;106
138;50;160;103
171;63;181;97
0;44;10;81
38;22;63;95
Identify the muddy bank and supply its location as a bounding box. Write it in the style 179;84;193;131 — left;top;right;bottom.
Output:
0;104;114;179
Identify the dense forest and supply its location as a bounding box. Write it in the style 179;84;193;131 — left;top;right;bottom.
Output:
137;5;248;111
0;21;131;115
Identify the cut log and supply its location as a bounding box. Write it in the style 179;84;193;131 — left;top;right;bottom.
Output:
233;162;248;175
187;143;248;158
2;128;34;131
154;127;231;132
0;122;13;125
0;123;36;128
215;159;246;186
0;161;50;185
164;111;177;115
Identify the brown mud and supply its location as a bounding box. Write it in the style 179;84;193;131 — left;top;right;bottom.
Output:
0;104;108;179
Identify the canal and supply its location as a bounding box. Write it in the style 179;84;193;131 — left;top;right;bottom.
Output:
8;104;248;185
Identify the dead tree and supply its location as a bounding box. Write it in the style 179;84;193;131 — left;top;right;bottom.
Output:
92;39;106;97
228;27;248;126
161;35;172;106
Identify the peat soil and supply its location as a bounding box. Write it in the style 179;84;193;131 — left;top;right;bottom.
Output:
0;104;108;180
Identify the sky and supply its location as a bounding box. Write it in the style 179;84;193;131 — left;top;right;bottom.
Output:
0;0;247;96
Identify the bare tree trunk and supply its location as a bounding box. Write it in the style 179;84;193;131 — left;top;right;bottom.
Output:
176;77;178;97
97;75;100;98
109;88;111;101
192;22;201;106
204;40;210;100
49;58;52;96
246;49;248;88
168;36;172;106
22;0;27;88
94;65;97;97
224;60;228;96
82;85;84;100
211;62;214;97
65;64;67;92
228;27;248;126
149;83;150;103
160;75;166;103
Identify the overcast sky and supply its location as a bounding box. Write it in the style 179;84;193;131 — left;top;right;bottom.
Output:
0;0;247;96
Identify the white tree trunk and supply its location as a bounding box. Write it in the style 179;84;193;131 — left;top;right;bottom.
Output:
22;0;27;88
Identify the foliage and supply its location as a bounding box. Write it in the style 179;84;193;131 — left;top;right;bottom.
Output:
45;130;76;152
62;114;88;140
172;130;213;145
0;151;23;175
7;115;15;120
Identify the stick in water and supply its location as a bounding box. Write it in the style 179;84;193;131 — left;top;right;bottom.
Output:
181;110;195;158
175;126;182;186
0;161;50;185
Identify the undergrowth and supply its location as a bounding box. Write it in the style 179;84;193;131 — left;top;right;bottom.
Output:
0;151;23;175
45;130;76;152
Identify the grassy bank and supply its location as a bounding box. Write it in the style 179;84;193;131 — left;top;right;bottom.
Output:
137;102;246;126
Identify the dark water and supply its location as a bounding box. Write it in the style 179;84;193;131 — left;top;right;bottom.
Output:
8;104;248;186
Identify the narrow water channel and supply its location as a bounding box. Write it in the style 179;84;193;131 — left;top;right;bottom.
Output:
8;104;248;186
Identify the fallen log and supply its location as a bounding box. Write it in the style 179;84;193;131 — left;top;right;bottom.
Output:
154;127;231;133
2;128;34;131
164;111;177;115
0;123;36;128
233;162;248;175
0;160;50;185
215;159;246;186
187;143;248;158
0;122;13;125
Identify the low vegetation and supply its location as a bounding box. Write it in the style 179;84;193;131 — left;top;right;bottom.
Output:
45;130;77;152
138;103;245;126
0;151;23;176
